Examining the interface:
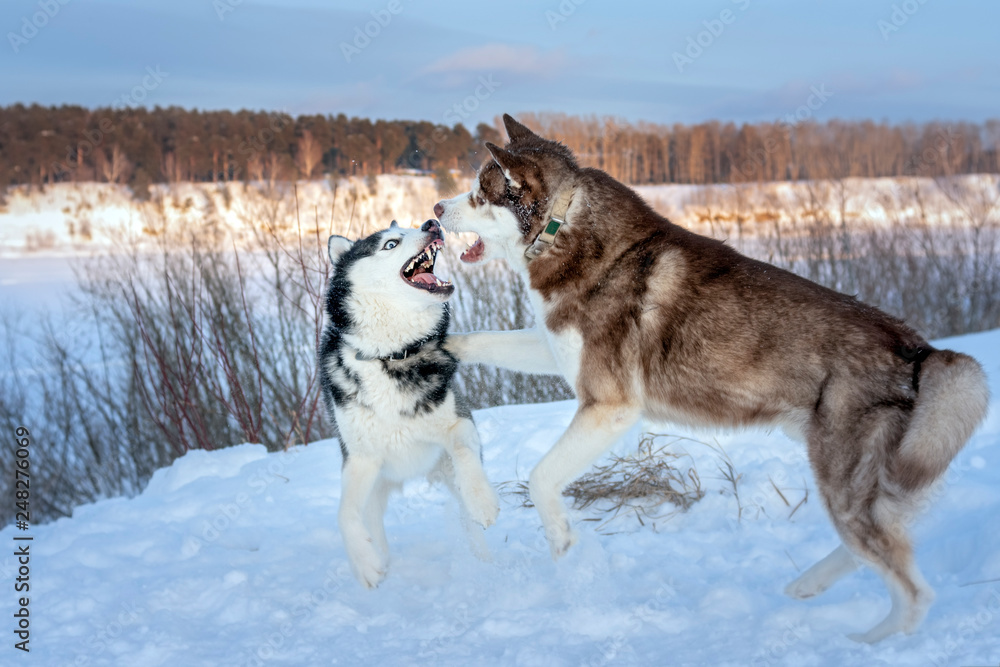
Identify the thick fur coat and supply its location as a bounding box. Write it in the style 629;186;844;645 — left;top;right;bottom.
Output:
434;115;989;642
319;220;498;588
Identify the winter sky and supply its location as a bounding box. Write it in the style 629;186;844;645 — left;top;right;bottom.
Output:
1;0;998;126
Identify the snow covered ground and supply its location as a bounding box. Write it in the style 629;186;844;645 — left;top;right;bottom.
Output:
2;329;997;666
2;174;996;257
0;177;452;257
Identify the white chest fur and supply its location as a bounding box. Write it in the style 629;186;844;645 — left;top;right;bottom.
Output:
326;352;459;481
527;285;583;387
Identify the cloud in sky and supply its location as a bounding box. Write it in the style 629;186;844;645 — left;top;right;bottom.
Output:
0;0;997;126
421;44;566;77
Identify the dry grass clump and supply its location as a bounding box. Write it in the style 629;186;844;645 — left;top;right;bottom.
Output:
500;434;704;531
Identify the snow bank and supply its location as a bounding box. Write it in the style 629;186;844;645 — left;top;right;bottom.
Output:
0;175;457;257
3;174;996;257
0;329;998;665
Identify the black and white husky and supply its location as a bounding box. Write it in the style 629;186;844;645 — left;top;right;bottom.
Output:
319;219;499;588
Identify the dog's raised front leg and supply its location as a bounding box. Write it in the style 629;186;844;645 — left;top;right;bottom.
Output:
431;450;493;562
339;456;387;589
446;328;560;375
363;477;392;560
529;403;640;559
443;418;499;529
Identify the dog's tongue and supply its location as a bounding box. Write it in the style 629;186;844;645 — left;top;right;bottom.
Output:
461;238;485;263
411;272;437;285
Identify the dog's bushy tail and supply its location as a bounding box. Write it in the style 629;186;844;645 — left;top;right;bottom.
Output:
892;349;989;491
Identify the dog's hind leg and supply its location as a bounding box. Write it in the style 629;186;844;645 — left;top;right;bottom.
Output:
812;445;933;641
784;543;859;599
837;500;934;643
339;456;388;589
529;403;641;560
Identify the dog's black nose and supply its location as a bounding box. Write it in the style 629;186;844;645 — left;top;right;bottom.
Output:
421;219;441;234
433;202;444;218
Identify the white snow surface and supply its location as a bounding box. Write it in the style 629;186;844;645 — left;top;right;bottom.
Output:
2;328;999;666
0;177;452;257
3;174;997;258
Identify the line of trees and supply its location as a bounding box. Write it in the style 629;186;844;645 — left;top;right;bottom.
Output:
520;113;1000;184
1;104;997;193
0;104;498;196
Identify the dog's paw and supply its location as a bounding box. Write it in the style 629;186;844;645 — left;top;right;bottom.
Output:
352;557;387;589
784;574;826;600
544;519;578;561
847;627;895;644
846;594;931;644
464;483;500;529
443;334;468;361
346;542;387;589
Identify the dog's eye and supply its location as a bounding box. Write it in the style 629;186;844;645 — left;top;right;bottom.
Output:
383;239;400;250
476;195;486;206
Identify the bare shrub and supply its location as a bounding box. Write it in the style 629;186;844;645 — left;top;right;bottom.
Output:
4;175;995;527
746;177;1000;338
0;309;158;525
0;186;343;525
500;433;703;531
434;167;457;197
94;189;335;454
24;230;57;251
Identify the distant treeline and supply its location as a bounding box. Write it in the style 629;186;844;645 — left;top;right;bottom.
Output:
1;104;997;194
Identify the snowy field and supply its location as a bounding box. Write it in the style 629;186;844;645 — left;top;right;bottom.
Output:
2;174;997;257
1;328;997;666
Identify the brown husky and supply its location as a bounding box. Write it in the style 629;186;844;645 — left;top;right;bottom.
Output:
433;114;989;642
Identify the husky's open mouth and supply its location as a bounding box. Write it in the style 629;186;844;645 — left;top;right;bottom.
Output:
460;236;485;263
401;239;453;294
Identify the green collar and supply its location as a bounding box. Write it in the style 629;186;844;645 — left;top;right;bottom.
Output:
525;188;574;262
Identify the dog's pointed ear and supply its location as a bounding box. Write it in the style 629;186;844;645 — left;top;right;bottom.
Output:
485;142;524;189
389;220;399;228
503;114;538;143
327;235;353;264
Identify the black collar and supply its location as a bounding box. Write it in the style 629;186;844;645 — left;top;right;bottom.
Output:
354;336;431;362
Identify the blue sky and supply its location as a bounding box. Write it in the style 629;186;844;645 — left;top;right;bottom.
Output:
1;0;998;126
